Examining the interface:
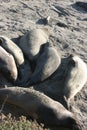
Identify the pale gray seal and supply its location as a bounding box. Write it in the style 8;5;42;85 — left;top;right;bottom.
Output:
63;54;87;104
0;46;18;81
0;35;24;66
0;87;82;129
24;46;61;86
18;28;50;61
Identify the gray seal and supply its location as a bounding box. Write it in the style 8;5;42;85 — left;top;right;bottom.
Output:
0;35;24;66
0;87;82;129
18;28;50;61
25;46;61;86
0;46;18;81
63;54;87;105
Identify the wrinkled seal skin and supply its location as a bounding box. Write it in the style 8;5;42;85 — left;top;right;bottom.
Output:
0;35;24;66
25;46;61;86
0;46;18;81
0;87;82;129
63;54;87;103
18;28;50;61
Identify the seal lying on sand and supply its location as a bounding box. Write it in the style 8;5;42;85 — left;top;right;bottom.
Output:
18;28;50;61
0;87;82;129
25;46;61;86
63;54;87;105
0;35;24;66
0;46;17;81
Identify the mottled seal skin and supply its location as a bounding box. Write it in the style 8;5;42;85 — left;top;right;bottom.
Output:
25;46;61;86
64;54;87;103
0;46;18;81
0;35;24;66
18;28;50;61
0;87;82;129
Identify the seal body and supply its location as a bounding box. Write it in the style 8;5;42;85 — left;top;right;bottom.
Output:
0;35;24;66
64;54;87;102
18;28;50;61
0;46;18;81
0;87;81;129
25;46;61;86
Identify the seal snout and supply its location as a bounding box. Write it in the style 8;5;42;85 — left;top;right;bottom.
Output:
71;118;83;130
62;116;82;130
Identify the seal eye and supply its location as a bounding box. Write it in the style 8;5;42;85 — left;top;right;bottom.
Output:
0;38;3;45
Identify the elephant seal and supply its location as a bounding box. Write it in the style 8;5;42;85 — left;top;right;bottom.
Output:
64;54;87;104
18;28;50;61
0;46;17;81
0;87;82;129
0;35;24;66
25;46;61;86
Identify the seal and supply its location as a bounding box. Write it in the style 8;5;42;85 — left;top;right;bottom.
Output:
0;87;82;129
63;54;87;105
18;28;50;61
0;35;24;66
25;46;61;86
0;46;18;81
